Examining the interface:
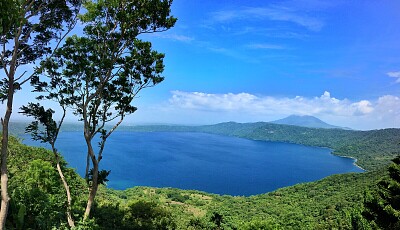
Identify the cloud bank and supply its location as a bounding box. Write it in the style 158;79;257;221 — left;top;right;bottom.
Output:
167;91;399;130
169;91;377;116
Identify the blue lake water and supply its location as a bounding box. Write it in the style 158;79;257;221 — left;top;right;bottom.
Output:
22;131;363;196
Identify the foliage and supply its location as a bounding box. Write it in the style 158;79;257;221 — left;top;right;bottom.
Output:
1;136;394;229
123;201;176;229
88;169;111;185
0;0;18;35
20;98;77;227
29;0;176;221
166;191;190;203
10;159;62;229
240;218;281;230
0;0;81;100
203;171;383;229
363;156;400;229
1;0;81;228
20;103;60;144
1;1;397;229
4;136;86;229
93;169;383;229
210;212;223;229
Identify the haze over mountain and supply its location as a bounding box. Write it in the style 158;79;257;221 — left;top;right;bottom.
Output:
271;115;350;130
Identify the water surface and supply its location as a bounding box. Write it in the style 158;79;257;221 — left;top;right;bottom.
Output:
23;131;363;196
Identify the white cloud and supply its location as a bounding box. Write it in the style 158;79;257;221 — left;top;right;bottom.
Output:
169;91;376;117
245;43;285;50
151;33;194;43
376;95;400;115
351;100;374;115
170;91;258;111
211;6;324;31
387;71;400;83
166;91;400;130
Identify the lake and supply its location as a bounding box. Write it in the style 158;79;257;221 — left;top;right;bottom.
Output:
22;131;363;196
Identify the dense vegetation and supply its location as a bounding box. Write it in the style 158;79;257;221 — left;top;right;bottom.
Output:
120;122;400;171
1;0;175;227
2;0;398;228
6;136;86;229
2;133;396;229
363;156;400;229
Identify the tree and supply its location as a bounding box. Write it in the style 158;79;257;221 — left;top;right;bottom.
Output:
0;1;18;36
210;212;223;230
19;102;76;227
0;1;80;228
363;155;400;229
32;0;176;220
122;201;176;229
10;159;65;229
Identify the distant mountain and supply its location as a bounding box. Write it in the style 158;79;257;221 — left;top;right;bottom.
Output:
271;115;349;129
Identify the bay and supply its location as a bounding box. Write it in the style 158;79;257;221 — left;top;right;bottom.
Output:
22;131;363;196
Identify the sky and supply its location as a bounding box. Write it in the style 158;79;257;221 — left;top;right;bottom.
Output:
5;0;400;130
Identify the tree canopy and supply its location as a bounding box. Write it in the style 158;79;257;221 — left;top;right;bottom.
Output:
364;156;400;229
29;0;177;221
1;0;80;228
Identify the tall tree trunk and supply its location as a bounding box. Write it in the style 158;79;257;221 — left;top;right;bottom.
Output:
85;152;90;183
0;75;14;230
83;159;98;221
0;117;11;230
54;153;75;228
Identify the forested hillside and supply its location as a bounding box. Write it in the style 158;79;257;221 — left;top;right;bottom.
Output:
2;0;399;228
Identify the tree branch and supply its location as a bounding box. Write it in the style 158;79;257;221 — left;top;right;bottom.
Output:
15;71;27;82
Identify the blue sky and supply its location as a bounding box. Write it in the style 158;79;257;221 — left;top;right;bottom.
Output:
7;0;400;130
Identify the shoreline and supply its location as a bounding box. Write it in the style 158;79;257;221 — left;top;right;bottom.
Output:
335;155;366;171
245;136;366;172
